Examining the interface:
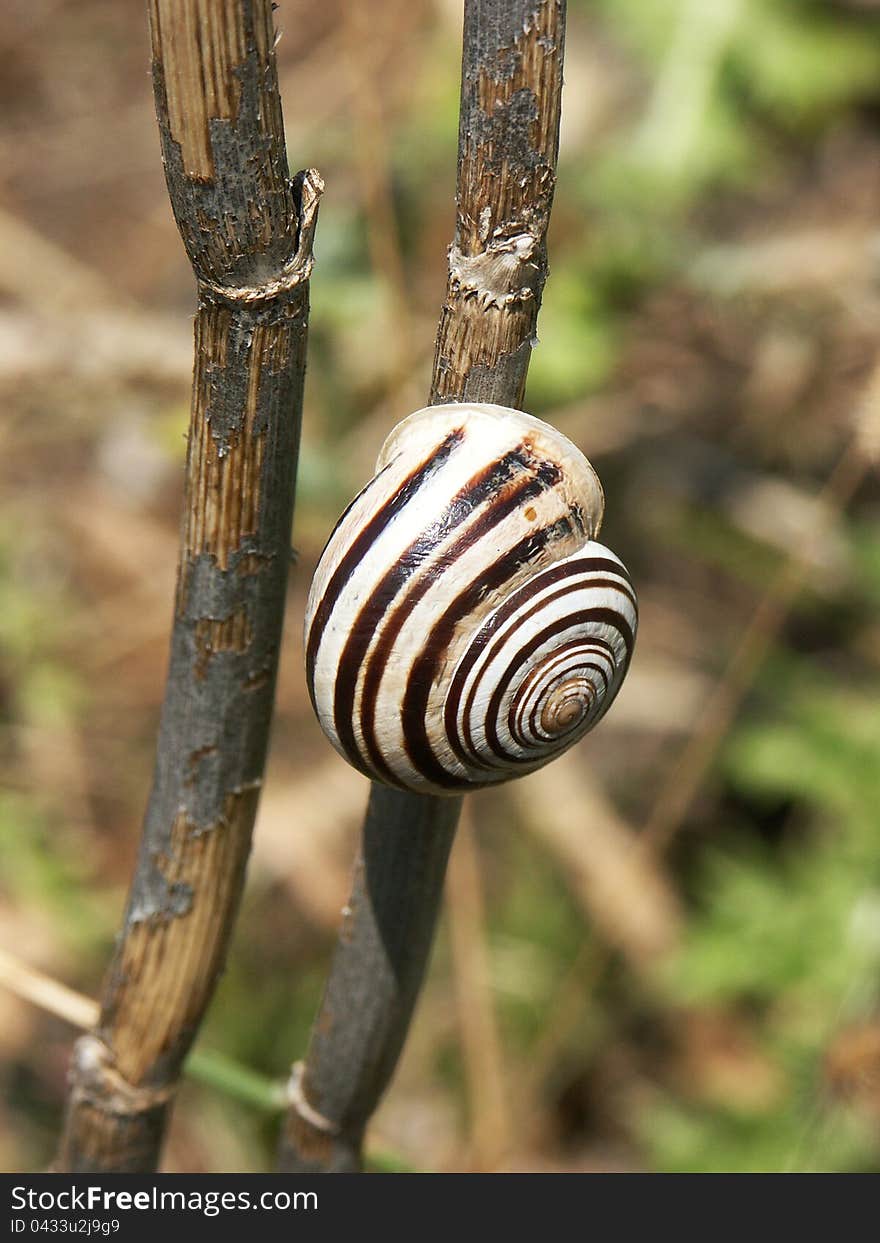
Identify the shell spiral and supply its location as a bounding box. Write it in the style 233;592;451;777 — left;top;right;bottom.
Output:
304;403;637;796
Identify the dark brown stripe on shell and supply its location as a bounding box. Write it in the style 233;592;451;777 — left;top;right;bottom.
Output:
483;607;636;763
305;427;465;706
343;455;564;781
444;562;635;767
511;641;613;746
474;635;615;764
398;519;576;789
519;662;602;743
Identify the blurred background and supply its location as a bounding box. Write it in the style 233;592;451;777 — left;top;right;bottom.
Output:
1;0;880;1173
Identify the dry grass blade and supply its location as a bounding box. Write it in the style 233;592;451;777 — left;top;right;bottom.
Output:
641;427;872;856
0;947;99;1031
446;811;511;1170
343;0;418;396
515;753;682;969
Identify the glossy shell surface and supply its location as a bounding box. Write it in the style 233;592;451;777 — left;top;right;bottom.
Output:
304;403;637;795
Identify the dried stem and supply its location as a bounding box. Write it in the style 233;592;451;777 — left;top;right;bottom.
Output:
56;0;321;1173
277;791;459;1172
277;0;566;1173
447;811;511;1170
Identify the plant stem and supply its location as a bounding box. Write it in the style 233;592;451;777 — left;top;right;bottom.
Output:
277;0;566;1173
185;1049;288;1114
433;0;566;407
55;0;320;1173
277;789;459;1171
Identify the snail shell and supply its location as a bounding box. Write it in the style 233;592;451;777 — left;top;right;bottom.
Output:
304;403;637;795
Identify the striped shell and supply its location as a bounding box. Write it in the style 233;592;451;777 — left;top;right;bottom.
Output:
304;403;637;795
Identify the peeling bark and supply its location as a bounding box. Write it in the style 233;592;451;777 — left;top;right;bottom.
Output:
433;0;565;406
56;0;321;1173
277;0;565;1174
